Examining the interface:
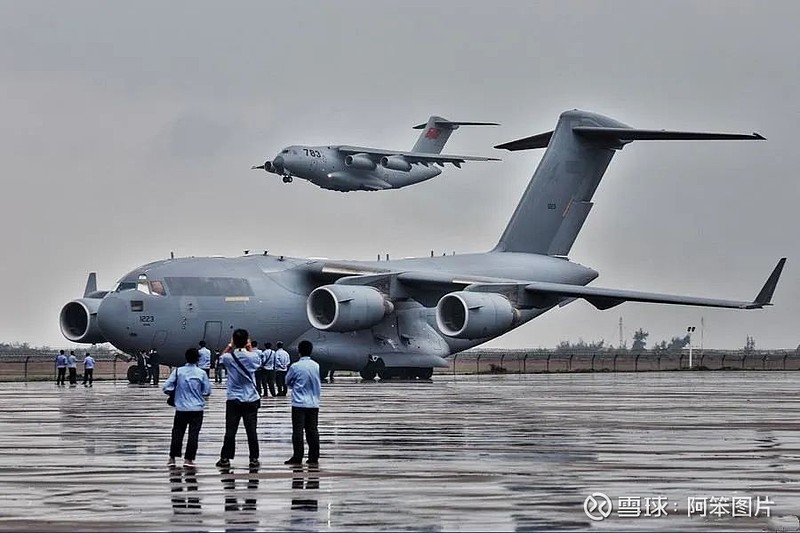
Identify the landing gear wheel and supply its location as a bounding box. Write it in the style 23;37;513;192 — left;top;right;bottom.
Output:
127;365;144;384
416;367;433;380
282;176;293;183
359;366;377;381
319;364;331;382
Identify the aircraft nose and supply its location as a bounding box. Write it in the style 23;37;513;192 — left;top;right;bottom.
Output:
96;295;129;345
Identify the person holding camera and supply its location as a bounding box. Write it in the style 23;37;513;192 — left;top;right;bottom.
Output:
216;328;262;469
163;348;212;468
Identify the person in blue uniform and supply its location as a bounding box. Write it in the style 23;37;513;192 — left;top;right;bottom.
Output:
55;350;67;386
215;329;262;469
67;351;78;385
82;352;95;386
284;340;321;466
274;342;290;396
197;341;212;377
163;348;212;468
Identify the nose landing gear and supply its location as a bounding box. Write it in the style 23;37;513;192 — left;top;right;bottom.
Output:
282;175;293;183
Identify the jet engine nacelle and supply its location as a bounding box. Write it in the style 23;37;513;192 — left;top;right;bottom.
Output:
307;285;394;332
344;153;377;171
380;155;412;172
60;298;107;344
436;291;516;339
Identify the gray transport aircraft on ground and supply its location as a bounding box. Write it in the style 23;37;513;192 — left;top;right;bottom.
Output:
61;110;784;382
252;115;500;192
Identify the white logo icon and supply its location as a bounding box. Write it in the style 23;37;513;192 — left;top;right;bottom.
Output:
584;492;613;521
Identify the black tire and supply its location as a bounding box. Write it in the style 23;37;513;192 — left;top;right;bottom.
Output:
319;364;331;381
126;365;143;384
416;367;434;380
378;367;397;380
359;366;377;380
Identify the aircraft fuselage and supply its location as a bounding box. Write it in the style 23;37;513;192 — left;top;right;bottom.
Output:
266;145;442;191
67;252;597;371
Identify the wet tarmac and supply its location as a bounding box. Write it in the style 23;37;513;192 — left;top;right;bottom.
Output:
1;372;800;531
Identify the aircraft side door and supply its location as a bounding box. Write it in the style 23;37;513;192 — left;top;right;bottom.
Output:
203;321;223;351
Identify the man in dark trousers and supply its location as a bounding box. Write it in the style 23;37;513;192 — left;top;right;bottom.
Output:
149;349;161;385
82;352;95;386
216;328;262;469
260;342;276;397
137;351;147;384
284;340;321;466
274;342;290;396
55;350;67;386
67;351;78;385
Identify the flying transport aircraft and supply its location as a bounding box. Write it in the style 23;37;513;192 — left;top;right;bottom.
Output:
251;115;500;192
60;110;783;382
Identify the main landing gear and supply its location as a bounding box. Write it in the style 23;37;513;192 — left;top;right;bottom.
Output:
127;365;146;384
359;360;433;381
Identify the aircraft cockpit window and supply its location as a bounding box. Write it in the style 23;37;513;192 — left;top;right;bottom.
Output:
137;275;149;294
114;281;137;292
149;280;166;296
281;149;289;154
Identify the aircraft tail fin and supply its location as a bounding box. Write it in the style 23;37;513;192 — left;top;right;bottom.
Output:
83;272;97;298
493;110;765;256
411;116;498;154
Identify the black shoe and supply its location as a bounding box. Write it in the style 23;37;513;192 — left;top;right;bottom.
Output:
284;457;302;465
249;458;260;468
215;458;230;468
306;459;319;466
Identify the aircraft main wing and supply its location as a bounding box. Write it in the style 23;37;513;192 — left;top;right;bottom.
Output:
385;258;786;311
337;145;500;167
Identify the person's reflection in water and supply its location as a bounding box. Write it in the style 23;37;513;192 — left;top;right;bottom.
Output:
221;466;260;527
291;465;320;527
169;466;202;521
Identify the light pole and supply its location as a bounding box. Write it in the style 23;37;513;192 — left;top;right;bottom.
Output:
687;326;696;368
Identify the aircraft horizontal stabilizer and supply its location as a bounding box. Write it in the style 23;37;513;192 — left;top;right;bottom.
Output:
495;126;764;151
412;120;499;130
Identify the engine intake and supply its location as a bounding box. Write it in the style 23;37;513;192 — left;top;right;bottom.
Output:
307;285;393;332
380;155;412;172
60;298;107;344
344;153;377;170
436;291;516;339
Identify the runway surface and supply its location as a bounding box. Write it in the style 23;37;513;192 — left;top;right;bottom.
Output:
1;372;799;531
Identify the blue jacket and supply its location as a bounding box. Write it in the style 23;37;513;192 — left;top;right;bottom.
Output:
219;350;261;402
285;357;321;408
162;364;211;411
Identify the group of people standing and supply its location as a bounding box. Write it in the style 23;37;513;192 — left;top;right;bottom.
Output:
163;329;321;470
252;341;291;397
54;350;95;386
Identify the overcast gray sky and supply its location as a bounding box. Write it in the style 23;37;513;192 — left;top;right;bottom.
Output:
1;1;797;350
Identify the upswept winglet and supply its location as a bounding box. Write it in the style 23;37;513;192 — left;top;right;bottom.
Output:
748;257;787;308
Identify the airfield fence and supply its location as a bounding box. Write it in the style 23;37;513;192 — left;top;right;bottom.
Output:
0;349;799;382
438;348;800;375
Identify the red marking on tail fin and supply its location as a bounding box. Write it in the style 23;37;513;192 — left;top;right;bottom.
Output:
425;128;441;139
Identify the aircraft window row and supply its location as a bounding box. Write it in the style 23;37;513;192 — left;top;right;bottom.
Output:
163;276;254;297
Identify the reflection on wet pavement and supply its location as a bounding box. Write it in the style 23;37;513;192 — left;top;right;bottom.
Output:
0;372;799;530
